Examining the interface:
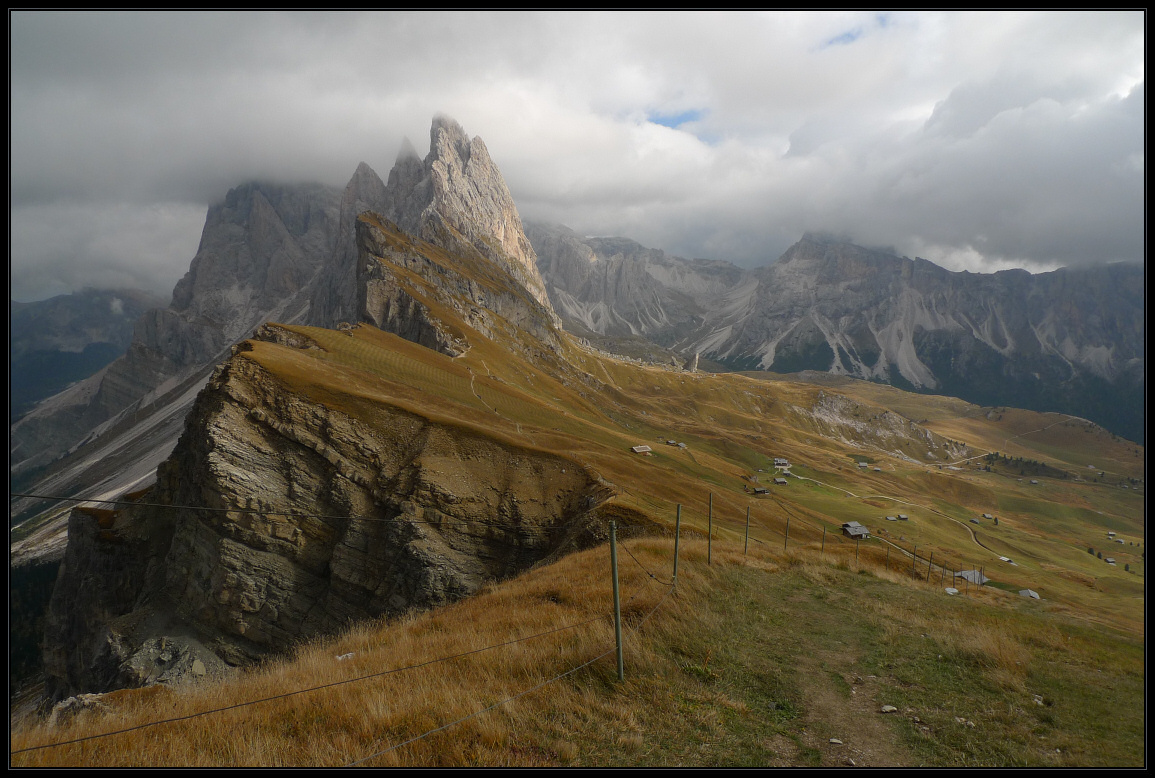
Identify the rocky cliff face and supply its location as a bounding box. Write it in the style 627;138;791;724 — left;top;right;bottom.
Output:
357;213;562;358
700;235;1145;441
10;183;344;479
700;235;1144;384
307;162;391;328
42;323;612;699
39;123;585;697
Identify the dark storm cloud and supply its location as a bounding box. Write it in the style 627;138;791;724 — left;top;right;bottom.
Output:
9;11;1144;301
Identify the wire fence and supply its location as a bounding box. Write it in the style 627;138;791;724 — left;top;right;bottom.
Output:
12;491;993;766
11;610;617;755
12;510;676;762
346;582;674;767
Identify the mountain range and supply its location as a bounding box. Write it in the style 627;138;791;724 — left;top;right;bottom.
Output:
527;224;1144;443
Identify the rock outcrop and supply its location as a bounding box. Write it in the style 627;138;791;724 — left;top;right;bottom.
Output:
307;162;390;328
39;145;589;698
42;323;612;699
357;213;562;358
10;182;344;479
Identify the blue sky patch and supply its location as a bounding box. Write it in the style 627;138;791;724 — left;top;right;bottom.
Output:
823;27;864;48
649;109;705;129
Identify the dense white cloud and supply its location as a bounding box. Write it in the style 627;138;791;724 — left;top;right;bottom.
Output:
9;10;1144;301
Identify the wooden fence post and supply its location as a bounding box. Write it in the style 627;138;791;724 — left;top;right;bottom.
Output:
926;551;934;583
610;521;624;681
744;506;750;555
673;504;682;587
708;492;713;566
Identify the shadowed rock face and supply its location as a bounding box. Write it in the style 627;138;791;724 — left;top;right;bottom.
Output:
10;182;344;479
307;162;391;328
42;324;611;699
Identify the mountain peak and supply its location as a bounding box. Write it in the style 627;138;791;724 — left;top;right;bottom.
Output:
381;116;556;318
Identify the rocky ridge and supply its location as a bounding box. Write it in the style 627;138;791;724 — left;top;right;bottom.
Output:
42;320;611;699
12;116;558;542
39;139;593;698
529;229;1144;442
382;116;556;321
526;221;745;342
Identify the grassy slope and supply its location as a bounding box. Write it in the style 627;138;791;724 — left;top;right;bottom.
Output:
11;539;1143;767
246;320;1144;634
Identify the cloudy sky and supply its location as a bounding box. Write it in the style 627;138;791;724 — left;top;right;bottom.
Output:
10;11;1145;302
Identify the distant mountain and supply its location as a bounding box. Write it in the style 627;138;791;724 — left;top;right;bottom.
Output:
10;288;165;420
530;230;1144;443
8;182;345;496
525;222;745;342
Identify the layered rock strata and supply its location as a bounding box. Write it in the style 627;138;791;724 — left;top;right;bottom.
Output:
43;327;612;699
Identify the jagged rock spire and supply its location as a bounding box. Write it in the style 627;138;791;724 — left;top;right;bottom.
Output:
380;115;556;318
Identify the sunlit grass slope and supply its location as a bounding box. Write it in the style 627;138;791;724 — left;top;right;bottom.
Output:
12;538;1143;767
240;318;1144;636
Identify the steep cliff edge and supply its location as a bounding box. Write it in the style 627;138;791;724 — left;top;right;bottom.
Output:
380;115;557;322
43;324;615;699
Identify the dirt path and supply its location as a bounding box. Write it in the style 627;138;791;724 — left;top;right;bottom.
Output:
790;648;915;767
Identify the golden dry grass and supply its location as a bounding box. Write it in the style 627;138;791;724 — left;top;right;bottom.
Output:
12;534;1145;767
229;310;1146;635
13;209;1146;767
11;537;684;767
